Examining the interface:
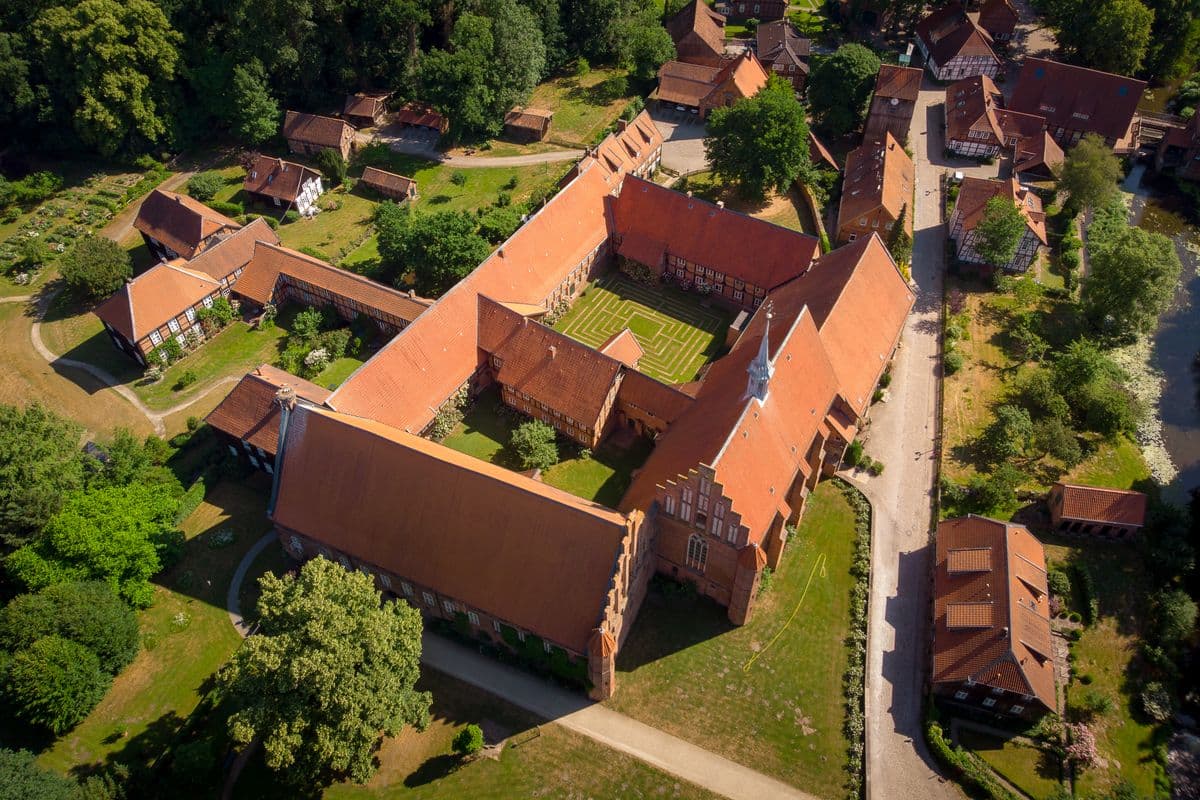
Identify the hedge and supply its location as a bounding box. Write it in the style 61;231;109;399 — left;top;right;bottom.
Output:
173;477;208;525
832;477;871;798
924;704;1019;800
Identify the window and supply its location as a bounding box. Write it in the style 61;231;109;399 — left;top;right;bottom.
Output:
680;501;692;522
982;697;996;708
543;640;552;654
491;355;503;369
202;296;213;308
954;690;969;700
442;599;455;615
711;516;723;536
858;217;867;227
663;494;676;515
380;574;391;589
422;591;435;606
168;319;180;333
991;686;1004;695
401;581;413;596
185;308;195;323
733;289;744;302
686;534;708;571
149;330;163;346
517;630;526;643
468;610;479;626
676;267;686;279
726;522;738;543
288;536;304;556
698;494;709;512
681;487;694;504
885;222;894;231
493;620;501;633
714;502;725;519
847;234;857;242
1010;705;1024;715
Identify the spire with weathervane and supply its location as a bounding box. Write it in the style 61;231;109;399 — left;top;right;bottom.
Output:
745;303;775;403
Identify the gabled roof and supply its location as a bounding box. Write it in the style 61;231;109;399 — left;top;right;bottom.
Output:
343;92;389;119
93;261;220;344
183;217;280;283
809;131;839;172
615;370;695;425
242;156;322;203
282;111;353;148
271;404;634;654
916;3;999;68
715;51;770;100
1014;131;1065;176
585;112;665;181
359;167;417;196
599;328;644;367
478;297;624;427
503;107;554;132
978;0;1019;36
610;176;821;291
953;176;1048;245
657;61;723;106
394;102;447;130
756;20;810;70
665;0;727;59
838;132;914;229
1052;482;1148;526
933;516;1056;711
874;64;923;102
205;364;332;456
233;241;430;323
133;189;240;260
1009;58;1146;144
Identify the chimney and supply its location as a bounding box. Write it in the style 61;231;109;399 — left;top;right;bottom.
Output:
717;200;725;208
549;345;557;359
175;194;182;203
617;118;629;132
686;190;693;198
498;247;505;258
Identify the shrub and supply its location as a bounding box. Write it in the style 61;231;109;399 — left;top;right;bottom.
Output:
0;581;139;675
428;387;469;441
502;175;518;190
757;566;774;597
316;149;347;186
495;191;511;207
303;348;331;376
1065;723;1097;767
0;748;76;799
452;724;484;757
450;171;467;186
1155;588;1197;646
1047;568;1071;600
844;439;864;467
208;200;244;217
1073;565;1099;625
195;296;237;333
510;419;558;471
173;370;198;391
477;206;523;243
283;209;301;224
318;328;351;360
1140;681;1172;723
186;416;200;432
3;636;109;734
944;351;964;375
1073;688;1114;719
186;172;225;202
60;236;132;300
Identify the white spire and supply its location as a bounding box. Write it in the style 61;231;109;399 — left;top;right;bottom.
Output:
745;303;775;403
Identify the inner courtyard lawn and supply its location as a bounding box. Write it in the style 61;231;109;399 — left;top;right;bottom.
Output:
958;728;1063;800
605;481;857;797
553;274;733;385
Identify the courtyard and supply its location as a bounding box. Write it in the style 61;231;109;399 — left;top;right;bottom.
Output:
552;273;733;385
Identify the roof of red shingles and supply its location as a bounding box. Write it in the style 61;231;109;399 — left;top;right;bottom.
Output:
93;262;220;344
233;241;430;323
945;76;1047;147
953;176;1048;245
916;3;999;68
933;516;1056;711
359;167;417;195
978;0;1019;36
610;176;821;291
343;92;389;119
204;364;332;457
133;189;240;260
657;61;723;106
586;113;665;180
1009;58;1146;144
874;65;923;102
242;156;322;204
182;217;279;283
503;107;554;132
478;297;624;428
271;403;633;654
394;102;448;130
1014;131;1065;176
599;328;645;367
809;130;839;171
665;0;727;59
615;369;695;425
282;111;353;148
1052;482;1148;526
838;132;914;230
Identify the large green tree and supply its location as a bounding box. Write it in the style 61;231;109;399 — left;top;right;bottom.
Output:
807;44;881;137
1142;0;1200;79
972;196;1027;267
30;0;182;155
3;635;109;734
218;558;431;786
6;483;182;607
1083;222;1181;338
510;419;559;470
0;581;139;675
705;77;817;200
229;61;280;145
378;209;491;296
0;403;85;549
1059;134;1123;212
0;748;75;800
615;8;675;82
60;236;132;300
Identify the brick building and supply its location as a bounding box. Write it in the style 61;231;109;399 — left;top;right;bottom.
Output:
836;132;914;244
948;177;1046;273
656;52;769;119
242;155;324;216
915;3;1001;81
978;0;1020;43
1009;59;1146;152
207;364;331;471
1156;114;1200;181
1047;483;1147;539
133;189;240;262
666;0;727;67
864;65;923;143
943;75;1064;180
359;167;418;202
282;111;356;161
756;20;810;93
343;92;390;128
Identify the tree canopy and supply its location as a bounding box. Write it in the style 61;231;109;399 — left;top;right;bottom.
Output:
0;748;76;800
218;558;431;786
60;236;132;300
377;208;491;296
0;581;139;675
1041;0;1156;75
972;196;1026;267
511;419;559;470
1059;134;1123;212
704;76;817;200
3;635;109;734
807;44;881;137
1083;212;1182;339
0;403;86;550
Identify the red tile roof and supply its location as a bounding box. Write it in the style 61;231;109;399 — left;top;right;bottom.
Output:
1009;58;1146;145
271;404;635;653
133;189;240;260
242;156;322;204
599;328;644;367
233;241;430;323
838;132;914;234
394;102;448;132
615;370;695;426
183;217;279;284
933;516;1056;711
359;167;417;197
93;262;220;344
1014;131;1064;176
665;0;727;61
205;364;332;456
611;176;820;291
916;3;999;69
953;176;1048;245
343;92;389;120
503;107;554;133
1052;482;1148;526
657;61;723;106
874;65;923;101
978;0;1019;37
809;131;839;171
282;111;354;149
756;20;810;72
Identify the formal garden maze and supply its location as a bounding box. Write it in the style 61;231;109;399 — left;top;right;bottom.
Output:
554;273;733;385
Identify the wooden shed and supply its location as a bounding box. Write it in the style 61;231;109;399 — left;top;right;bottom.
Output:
359;167;418;202
503;107;554;142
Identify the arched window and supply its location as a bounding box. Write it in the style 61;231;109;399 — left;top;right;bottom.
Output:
686;534;708;572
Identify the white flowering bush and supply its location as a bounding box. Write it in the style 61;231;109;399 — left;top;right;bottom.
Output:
1110;335;1177;484
304;347;330;374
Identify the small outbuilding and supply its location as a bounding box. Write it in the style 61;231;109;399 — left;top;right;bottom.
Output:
359;167;418;202
343;92;391;128
1047;482;1147;539
283;111;356;161
503;107;554;143
394;102;449;134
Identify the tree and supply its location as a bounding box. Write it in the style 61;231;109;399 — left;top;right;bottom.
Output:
1059;134;1122;212
315;149;346;187
616;9;676;81
30;0;182;155
888;204;912;266
3;636;109;734
1033;418;1083;466
1080;379;1141;436
1051;0;1154;75
6;483;182;607
1083;224;1181;338
0;748;75;800
229;60;279;145
186;172;224;202
1052;338;1121;393
966;463;1023;514
807;44;881;137
1018;368;1071;419
972;196;1026;267
477;206;524;244
60;236;132;300
978;404;1035;462
218;558;431;786
452;724;485;756
561;0;625;61
510;419;559;471
379;211;491;296
0;581;139;675
705;77;816;200
1156;588;1197;645
1142;0;1200;79
0;403;85;549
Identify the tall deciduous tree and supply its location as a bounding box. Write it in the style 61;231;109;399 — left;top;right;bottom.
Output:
1141;0;1200;79
0;403;85;549
1083;222;1181;338
1059;134;1123;211
0;748;76;800
0;581;139;675
3;635;109;734
379;210;491;296
972;196;1026;267
561;0;625;61
30;0;182;155
705;76;816;200
218;558;431;786
229;60;279;145
807;44;880;137
510;419;559;470
59;235;132;300
1050;0;1154;75
616;8;676;82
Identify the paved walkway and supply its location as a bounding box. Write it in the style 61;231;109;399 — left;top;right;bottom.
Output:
373;133;585;168
226;532;276;637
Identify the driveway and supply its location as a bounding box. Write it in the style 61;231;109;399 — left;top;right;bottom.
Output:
649;105;709;174
370;124;584;168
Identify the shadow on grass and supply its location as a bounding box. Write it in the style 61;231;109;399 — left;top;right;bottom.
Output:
614;578;737;672
403;753;463;787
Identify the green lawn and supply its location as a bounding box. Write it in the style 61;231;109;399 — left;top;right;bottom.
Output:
526;67;640;147
235;668;718;800
37;480;273;776
682;172;821;236
605;481;857;796
553;274;733;385
312;356;365;390
441;389;653;508
958;729;1064;800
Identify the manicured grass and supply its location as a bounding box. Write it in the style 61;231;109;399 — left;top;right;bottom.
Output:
235;668;718;800
273;188;377;262
606;481;857;795
1066;434;1151;489
38;480;273;776
312;356;365;390
553;273;733;385
441;389;652;508
958;729;1064;800
682;171;821;236
526;67;639;146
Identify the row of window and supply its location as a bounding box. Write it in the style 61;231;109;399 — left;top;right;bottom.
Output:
953;690;1026;714
146;294;217;347
662;489;740;543
505;387;585;431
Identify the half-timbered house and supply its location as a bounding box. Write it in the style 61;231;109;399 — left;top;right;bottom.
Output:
948;177;1047;273
915;3;1001;81
133;189;240;262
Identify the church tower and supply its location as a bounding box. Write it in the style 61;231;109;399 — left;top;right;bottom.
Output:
745;305;774;403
